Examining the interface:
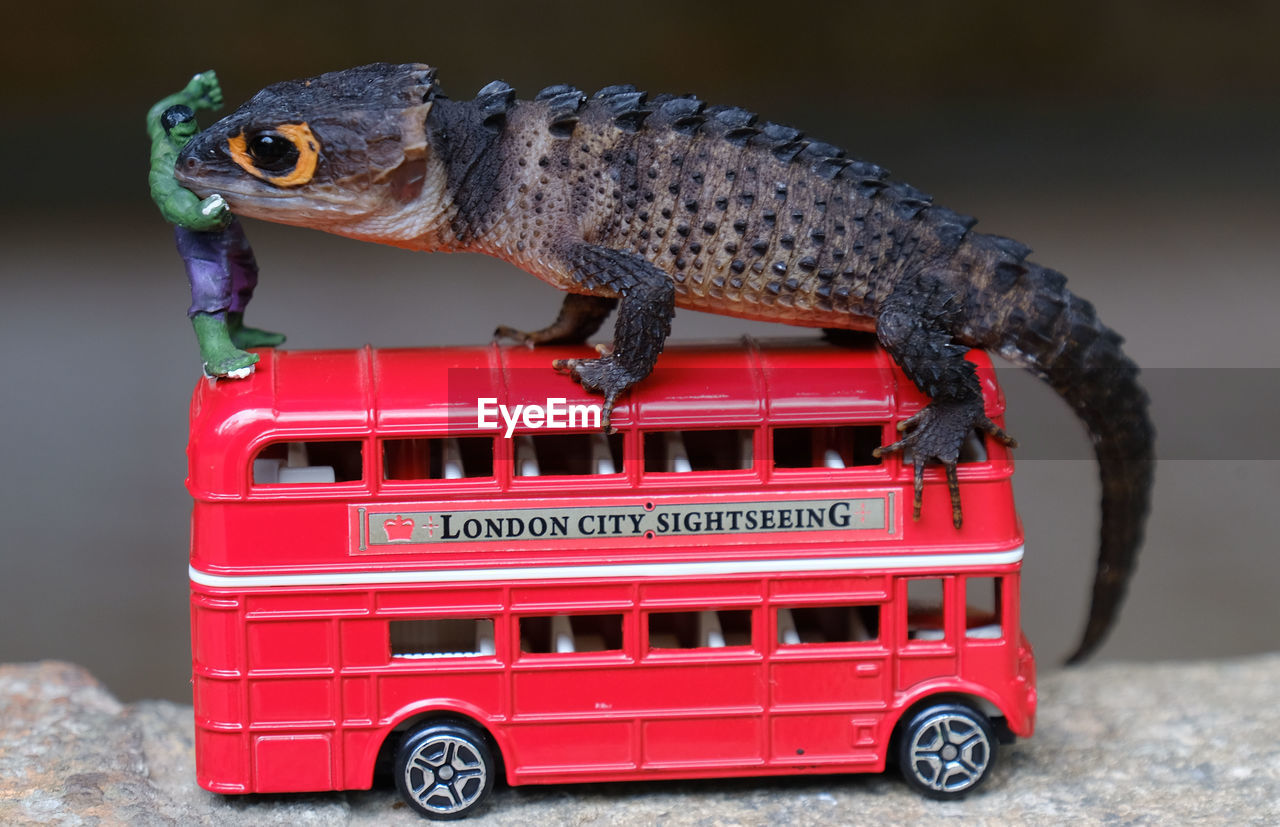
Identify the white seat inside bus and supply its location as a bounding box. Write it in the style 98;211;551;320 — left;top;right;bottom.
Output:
253;445;336;484
551;615;575;653
474;622;495;655
590;433;616;475
665;432;691;472
777;608;801;645
966;624;1002;639
739;430;753;467
441;437;465;479
277;466;336;483
824;448;846;469
698;611;726;648
545;615;608;653
515;435;539;477
253;458;284;483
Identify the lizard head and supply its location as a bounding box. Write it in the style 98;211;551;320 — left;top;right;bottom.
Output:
175;63;443;242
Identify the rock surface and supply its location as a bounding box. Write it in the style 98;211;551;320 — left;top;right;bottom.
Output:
2;657;1277;825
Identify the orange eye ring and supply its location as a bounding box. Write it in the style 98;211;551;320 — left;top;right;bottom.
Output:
227;122;319;187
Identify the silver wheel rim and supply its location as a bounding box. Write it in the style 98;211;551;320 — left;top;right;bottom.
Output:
403;734;488;815
908;711;991;794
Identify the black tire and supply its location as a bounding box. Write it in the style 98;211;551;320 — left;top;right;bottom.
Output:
394;722;495;819
897;702;998;799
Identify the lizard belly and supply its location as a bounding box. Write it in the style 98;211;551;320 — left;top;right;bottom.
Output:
670;284;876;329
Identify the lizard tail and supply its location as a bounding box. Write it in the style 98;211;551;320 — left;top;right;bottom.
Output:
975;244;1155;664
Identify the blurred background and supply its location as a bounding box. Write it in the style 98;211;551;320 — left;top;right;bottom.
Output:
1;1;1277;702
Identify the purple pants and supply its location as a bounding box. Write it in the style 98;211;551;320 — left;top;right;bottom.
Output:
175;219;259;317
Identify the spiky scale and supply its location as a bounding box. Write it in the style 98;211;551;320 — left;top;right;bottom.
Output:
601;90;647;113
474;80;516;128
799;140;845;163
535;83;580;101
592;83;638;98
762;121;801;142
990;235;1033;262
925;206;978;249
536;84;587;137
711;107;760;145
655;97;706;133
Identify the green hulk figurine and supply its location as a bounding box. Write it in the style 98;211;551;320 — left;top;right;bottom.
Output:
148;71;284;378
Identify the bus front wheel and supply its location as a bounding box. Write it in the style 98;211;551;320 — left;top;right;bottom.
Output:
394;722;495;819
898;702;997;799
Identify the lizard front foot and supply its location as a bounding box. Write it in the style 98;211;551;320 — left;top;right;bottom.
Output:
494;293;620;348
873;399;1017;528
493;325;546;348
553;350;633;431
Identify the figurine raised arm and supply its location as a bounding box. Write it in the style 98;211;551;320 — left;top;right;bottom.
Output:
147;71;284;378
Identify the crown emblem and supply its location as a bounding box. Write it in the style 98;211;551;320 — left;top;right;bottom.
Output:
384;515;415;542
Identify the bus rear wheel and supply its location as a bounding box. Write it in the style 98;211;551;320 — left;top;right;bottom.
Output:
394;722;495;819
898;702;997;799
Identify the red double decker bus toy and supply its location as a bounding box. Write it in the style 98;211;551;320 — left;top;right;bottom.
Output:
187;336;1036;818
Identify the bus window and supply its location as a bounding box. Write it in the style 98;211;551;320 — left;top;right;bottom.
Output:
647;610;753;650
390;618;496;659
772;425;882;469
643;430;754;473
906;578;947;642
513;432;625;477
965;577;1004;639
383;437;494;481
253;440;363;484
776;604;880;645
519;614;624;654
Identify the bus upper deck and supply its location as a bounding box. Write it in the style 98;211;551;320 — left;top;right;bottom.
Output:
187;337;1020;577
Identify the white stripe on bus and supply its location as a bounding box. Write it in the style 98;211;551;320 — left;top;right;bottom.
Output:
189;546;1024;589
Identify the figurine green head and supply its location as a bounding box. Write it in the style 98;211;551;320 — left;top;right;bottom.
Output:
162;105;200;149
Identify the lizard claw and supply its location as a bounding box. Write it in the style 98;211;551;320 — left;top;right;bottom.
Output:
551;355;636;432
873;400;1017;528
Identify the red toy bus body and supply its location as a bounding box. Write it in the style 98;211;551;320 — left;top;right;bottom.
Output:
187;337;1036;817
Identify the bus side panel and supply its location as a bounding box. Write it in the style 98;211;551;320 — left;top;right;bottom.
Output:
193;500;351;572
192;590;251;792
769;713;884;765
342;728;384;789
506;721;636;773
193;674;241;730
642;716;763;766
767;649;889;764
378;671;505;724
195;729;249;793
252;733;334;792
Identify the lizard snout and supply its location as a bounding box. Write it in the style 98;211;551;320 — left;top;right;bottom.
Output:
174;131;226;190
174;148;214;194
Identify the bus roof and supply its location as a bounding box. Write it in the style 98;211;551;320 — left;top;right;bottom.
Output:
188;337;1004;486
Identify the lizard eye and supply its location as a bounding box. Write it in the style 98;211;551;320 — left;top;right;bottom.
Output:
246;132;299;173
227;122;320;187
